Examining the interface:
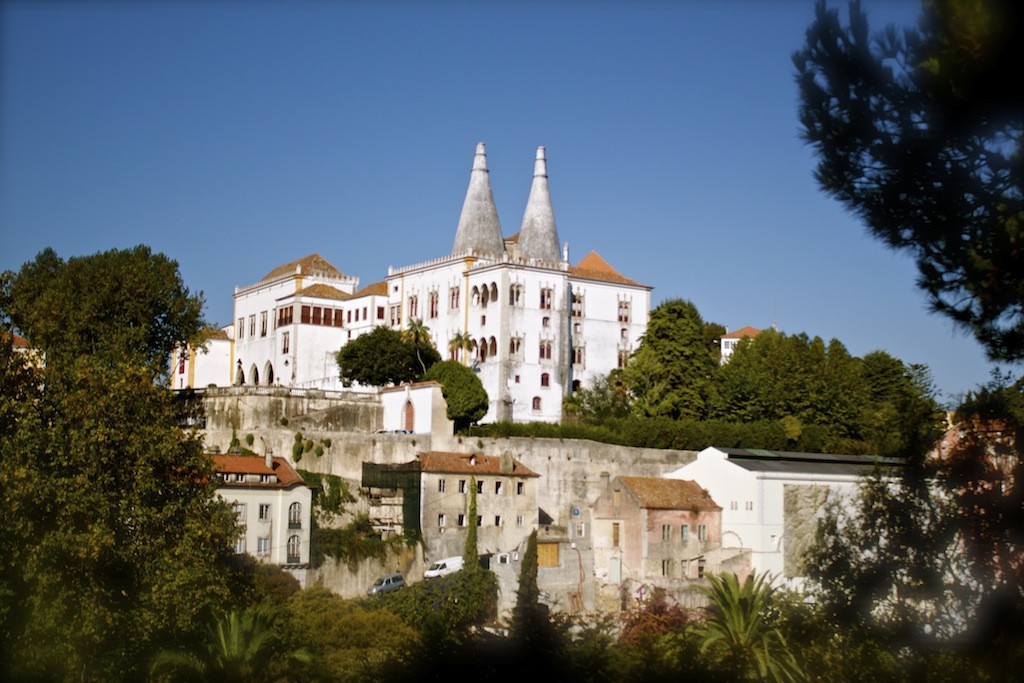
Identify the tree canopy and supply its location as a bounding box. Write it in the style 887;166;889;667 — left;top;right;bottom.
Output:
422;360;489;431
2;246;205;379
336;326;440;387
794;0;1024;361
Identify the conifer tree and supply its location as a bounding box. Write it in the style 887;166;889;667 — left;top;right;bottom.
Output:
463;476;479;572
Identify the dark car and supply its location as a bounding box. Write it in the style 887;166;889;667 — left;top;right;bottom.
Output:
367;572;405;595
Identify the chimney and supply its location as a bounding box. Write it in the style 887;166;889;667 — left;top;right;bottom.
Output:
500;452;513;473
265;445;273;470
600;471;610;488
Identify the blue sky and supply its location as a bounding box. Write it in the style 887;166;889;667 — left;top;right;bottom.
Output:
0;0;1007;405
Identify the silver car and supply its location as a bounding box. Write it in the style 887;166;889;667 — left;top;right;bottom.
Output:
367;572;405;595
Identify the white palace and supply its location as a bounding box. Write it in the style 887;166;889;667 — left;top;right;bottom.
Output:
172;143;651;423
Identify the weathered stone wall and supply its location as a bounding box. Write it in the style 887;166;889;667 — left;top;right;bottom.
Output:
310;543;427;600
200;386;382;433
783;483;831;578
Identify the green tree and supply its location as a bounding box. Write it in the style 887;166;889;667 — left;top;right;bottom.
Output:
698;572;803;683
563;370;632;422
336;326;440;387
401;318;437;375
794;0;1024;361
623;299;720;420
0;359;242;680
3;246;204;379
447;330;474;365
463;476;480;570
279;587;418;682
422;360;489;431
511;530;544;644
150;608;309;683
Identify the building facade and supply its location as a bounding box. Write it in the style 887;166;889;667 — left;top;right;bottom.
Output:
213;453;314;586
417;451;539;563
173;143;651;423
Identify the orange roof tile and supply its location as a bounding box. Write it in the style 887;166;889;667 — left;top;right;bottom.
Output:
353;281;388;298
418;452;539;477
618;476;721;511
211;454;307;488
722;326;762;340
569;251;645;287
260;253;347;283
296;283;352;301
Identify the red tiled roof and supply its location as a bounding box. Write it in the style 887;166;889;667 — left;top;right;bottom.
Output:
296;283;352;301
569;251;645;287
260;253;347;283
618;476;721;511
353;281;388;298
418;452;539;477
211;454;307;488
722;326;762;340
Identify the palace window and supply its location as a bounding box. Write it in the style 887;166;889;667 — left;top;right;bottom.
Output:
618;300;631;323
312;307;322;324
494;481;503;495
571;293;584;317
517;481;524;495
281;332;290;354
509;336;522;357
458;514;466;526
278;306;294;326
573;346;585;368
618;349;630;369
449;286;460;309
509;284;523;306
540;288;553;310
260;311;268;336
428;291;439;319
438;514;446;527
301;306;311;324
532;396;541;411
377;306;385;320
662;559;673;577
541;373;550;387
248;315;256;337
458;479;467;493
539;340;553;360
408;295;418;320
389;304;402;328
237;317;245;338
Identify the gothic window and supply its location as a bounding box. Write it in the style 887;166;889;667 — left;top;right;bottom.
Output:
428;291;439;319
450;286;460;309
490;282;498;303
573;346;585;368
509;336;522;356
488;337;497;357
539;340;552;360
532;396;541;411
408;295;418;320
509;284;523;306
571;293;584;317
618;349;630;369
618;300;631;323
540;288;553;310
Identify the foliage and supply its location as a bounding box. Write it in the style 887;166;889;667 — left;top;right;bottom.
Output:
279;587;419;683
335;326;440;387
698;572;803;683
2;245;204;379
298;469;355;524
794;0;1024;361
0;355;243;681
447;330;475;365
511;530;549;648
621;299;720;420
310;514;409;570
423;360;489;431
401;318;437;375
150;607;309;683
563;369;632;422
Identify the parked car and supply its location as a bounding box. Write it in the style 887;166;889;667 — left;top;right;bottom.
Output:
367;572;405;595
423;556;464;579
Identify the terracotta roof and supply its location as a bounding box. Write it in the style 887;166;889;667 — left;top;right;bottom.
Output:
569;251;644;287
722;326;762;340
211;454;307;488
296;283;352;301
618;476;721;511
418;451;539;477
10;333;29;348
203;326;230;341
353;281;388;298
504;231;520;243
260;253;347;283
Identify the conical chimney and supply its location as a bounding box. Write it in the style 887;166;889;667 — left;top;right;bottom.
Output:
452;142;505;257
517;146;561;263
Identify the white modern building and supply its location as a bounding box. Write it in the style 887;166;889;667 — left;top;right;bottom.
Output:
665;446;901;587
173;143;651;423
213;452;314;587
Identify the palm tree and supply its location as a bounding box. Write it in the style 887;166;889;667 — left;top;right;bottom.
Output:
402;318;435;374
447;330;474;365
150;608;309;682
698;572;803;683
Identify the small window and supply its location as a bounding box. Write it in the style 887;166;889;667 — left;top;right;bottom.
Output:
438;479;446;493
260;311;268;336
438;514;446;527
233;502;246;520
681;525;690;542
661;524;672;542
661;559;672;577
458;514;466;526
257;537;270;557
697;524;707;541
282;332;290;354
476;480;484;494
517;481;524;495
458;479;467;493
541;373;550;387
235;537;246;554
516;515;525;527
612;522;620;548
698;558;706;579
288;502;302;529
258;504;271;521
476;516;483;527
494;515;502;527
494;481;503;495
532;396;541;411
287;535;301;564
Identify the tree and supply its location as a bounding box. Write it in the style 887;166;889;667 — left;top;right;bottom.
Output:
794;0;1024;361
563;370;632;422
401;318;437;375
463;476;480;570
0;358;242;680
422;360;489;431
622;299;720;420
336;326;440;387
511;530;549;649
698;572;804;683
447;331;474;365
2;246;205;379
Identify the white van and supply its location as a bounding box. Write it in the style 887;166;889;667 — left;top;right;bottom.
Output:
423;556;464;579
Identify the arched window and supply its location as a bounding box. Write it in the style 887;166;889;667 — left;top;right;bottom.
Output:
249;365;259;385
541;373;550;387
478;338;488;362
264;362;274;385
404;400;415;432
489;282;498;302
471;286;481;306
532;396;541;411
481;285;489;307
288;502;302;529
488;337;497;357
287;535;301;564
235;362;245;385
